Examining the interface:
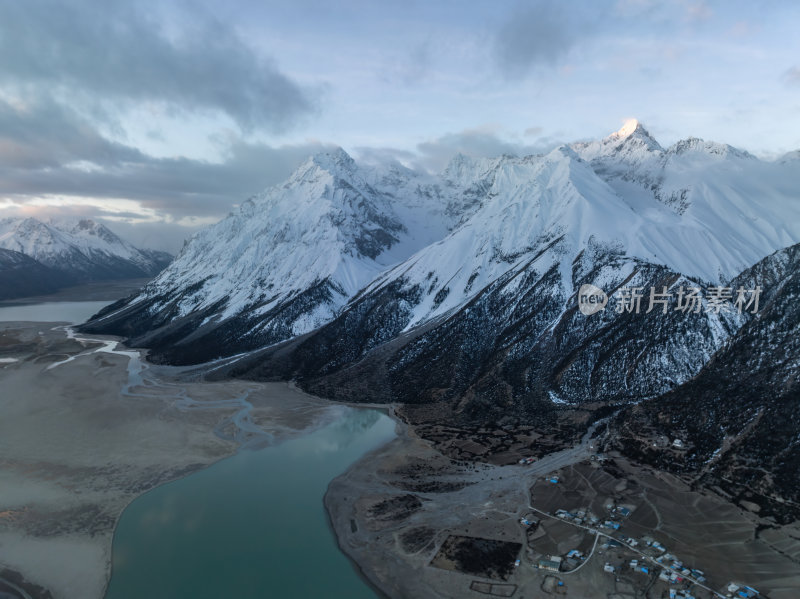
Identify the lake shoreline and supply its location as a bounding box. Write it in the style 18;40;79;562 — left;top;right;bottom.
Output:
323;407;800;599
321;406;408;599
0;317;382;599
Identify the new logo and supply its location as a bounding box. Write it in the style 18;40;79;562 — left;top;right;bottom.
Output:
578;284;608;315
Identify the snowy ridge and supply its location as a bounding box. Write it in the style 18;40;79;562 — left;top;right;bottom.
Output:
126;148;484;340
360;139;800;330
86;122;800;366
571;120;800;272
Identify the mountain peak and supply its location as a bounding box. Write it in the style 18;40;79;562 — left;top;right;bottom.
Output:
307;146;356;172
73;218;98;229
616;118;641;137
550;144;581;161
64;219;123;244
610;119;662;149
442;152;476;175
570;120;663;164
667;137;754;160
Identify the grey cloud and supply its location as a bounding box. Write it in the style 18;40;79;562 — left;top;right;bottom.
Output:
397;41;434;86
492;1;708;80
352;146;419;167
92;219;206;254
524;127;544;137
0;0;317;132
493;2;593;79
415;127;560;172
612;1;712;28
0;95;555;250
357;127;561;174
0;140;331;218
0;97;332;225
784;66;800;86
0;97;145;169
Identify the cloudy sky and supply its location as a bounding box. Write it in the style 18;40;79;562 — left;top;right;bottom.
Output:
1;0;799;251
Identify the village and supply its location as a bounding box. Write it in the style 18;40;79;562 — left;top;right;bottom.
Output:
342;414;797;599
514;460;765;599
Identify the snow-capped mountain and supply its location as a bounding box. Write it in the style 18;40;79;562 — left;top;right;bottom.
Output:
0;217;172;288
82;148;481;363
350;136;799;336
572;120;798;273
84;123;800;408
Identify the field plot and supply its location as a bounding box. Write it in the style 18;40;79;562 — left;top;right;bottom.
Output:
430;535;522;580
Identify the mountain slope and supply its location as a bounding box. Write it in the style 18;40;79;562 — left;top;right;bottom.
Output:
0;248;69;300
609;243;800;522
226;240;744;427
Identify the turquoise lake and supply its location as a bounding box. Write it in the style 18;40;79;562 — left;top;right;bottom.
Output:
0;299;393;598
104;407;395;599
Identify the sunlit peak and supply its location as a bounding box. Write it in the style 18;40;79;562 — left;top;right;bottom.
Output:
617;118;639;137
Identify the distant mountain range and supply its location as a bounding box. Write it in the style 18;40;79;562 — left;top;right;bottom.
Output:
82;122;800;512
0;218;172;300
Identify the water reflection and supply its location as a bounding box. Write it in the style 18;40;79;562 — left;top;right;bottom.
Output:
304;408;385;455
105;408;395;599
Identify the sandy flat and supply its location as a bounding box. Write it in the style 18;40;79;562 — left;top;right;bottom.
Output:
0;322;338;599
